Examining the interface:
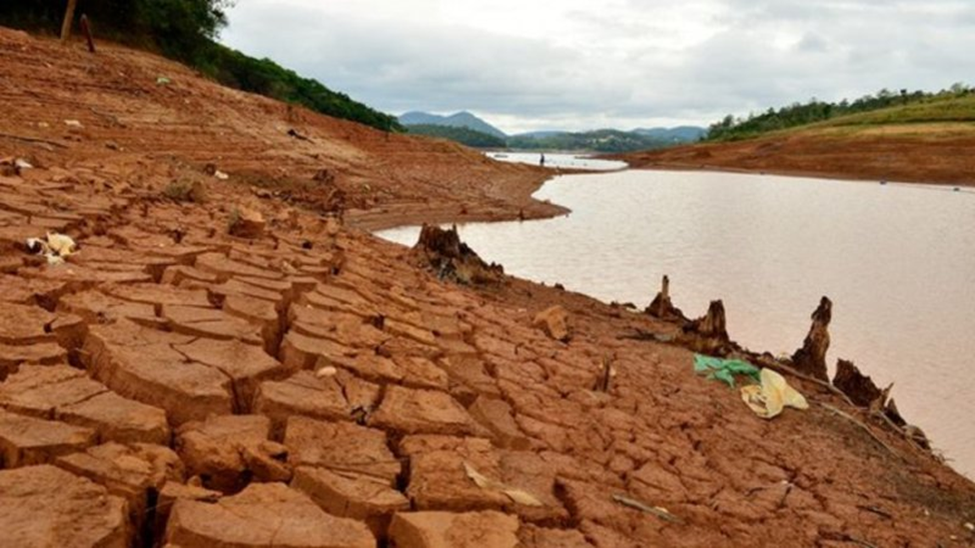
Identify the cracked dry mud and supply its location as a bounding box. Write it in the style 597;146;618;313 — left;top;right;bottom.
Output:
1;27;974;548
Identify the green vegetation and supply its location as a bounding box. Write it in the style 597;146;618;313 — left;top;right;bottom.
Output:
0;0;401;132
506;129;669;153
405;125;506;148
706;84;974;141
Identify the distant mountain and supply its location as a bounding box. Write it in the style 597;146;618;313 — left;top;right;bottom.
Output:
631;126;707;143
511;130;569;139
506;129;671;153
398;111;507;138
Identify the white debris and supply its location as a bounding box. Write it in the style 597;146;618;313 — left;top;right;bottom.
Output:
24;232;77;266
64;120;83;128
315;366;338;378
14;158;33;170
214;170;229;180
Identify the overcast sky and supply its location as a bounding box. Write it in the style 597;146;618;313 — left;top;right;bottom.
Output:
221;0;975;134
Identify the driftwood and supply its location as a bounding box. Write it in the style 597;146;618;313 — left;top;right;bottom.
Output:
0;132;68;149
612;494;684;524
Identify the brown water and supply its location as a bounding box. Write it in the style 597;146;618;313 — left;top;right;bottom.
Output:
378;169;975;478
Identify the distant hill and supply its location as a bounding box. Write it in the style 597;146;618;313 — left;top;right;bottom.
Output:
511;130;569;139
632;126;707;143
704;84;973;141
405;124;506;148
507;129;670;153
614;90;975;186
399;111;507;138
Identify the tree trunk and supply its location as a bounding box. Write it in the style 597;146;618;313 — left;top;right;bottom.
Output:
60;0;78;42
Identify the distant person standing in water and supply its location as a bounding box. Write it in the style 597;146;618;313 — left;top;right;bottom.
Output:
540;153;546;167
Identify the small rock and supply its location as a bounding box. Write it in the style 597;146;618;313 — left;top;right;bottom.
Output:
14;158;33;170
532;305;570;342
228;207;266;239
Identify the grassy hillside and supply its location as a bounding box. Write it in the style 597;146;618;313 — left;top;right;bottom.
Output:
0;1;402;132
707;85;974;141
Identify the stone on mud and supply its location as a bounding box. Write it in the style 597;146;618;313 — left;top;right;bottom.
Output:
532;305;570;342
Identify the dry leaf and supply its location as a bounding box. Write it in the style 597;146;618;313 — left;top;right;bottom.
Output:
463;462;496;489
464;462;545;507
503;488;544;507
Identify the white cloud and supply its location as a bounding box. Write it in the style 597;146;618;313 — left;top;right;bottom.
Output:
220;0;975;133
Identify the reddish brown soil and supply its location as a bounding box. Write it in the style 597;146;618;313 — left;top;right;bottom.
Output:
613;128;975;187
1;28;974;547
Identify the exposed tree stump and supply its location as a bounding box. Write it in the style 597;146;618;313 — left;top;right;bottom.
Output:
645;275;685;321
791;296;832;381
678;300;735;356
411;225;503;285
833;359;882;407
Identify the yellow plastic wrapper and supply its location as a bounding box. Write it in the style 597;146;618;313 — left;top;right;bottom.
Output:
740;368;809;419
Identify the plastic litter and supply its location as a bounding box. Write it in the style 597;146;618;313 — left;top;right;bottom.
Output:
25;232;77;265
740;368;809;419
14;158;33;170
156;76;171;85
693;354;761;388
64;119;83;128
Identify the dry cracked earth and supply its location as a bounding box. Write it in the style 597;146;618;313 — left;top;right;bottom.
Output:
1;26;974;548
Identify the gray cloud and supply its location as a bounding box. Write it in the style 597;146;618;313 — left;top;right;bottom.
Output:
220;1;975;133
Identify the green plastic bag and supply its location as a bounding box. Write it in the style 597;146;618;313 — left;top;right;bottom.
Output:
693;354;761;388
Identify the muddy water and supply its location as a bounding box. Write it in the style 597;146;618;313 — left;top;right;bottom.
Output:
378;170;975;478
485;151;628;171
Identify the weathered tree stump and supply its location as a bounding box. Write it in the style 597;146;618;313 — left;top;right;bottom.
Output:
678;300;734;356
791;296;832;381
646;275;686;321
833;359;882;407
412;224;503;285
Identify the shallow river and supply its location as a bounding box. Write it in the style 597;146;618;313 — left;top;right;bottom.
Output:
378;169;975;478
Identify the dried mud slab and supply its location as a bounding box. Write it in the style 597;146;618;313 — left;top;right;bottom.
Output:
0;465;130;548
165;482;375;548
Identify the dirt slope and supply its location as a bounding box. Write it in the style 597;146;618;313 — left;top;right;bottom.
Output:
0;27;561;231
1;28;974;547
614;125;975;186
